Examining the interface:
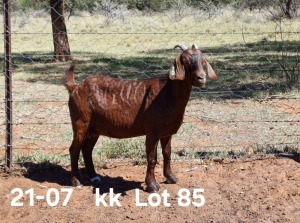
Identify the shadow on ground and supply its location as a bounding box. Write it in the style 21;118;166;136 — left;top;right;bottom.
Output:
21;162;142;194
92;176;142;195
21;162;70;186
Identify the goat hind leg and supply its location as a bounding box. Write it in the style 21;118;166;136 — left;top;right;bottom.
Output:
69;121;89;187
82;132;100;187
160;136;177;184
69;138;84;187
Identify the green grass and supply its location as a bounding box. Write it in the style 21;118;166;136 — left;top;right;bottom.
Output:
9;141;299;167
13;150;70;165
10;137;147;166
94;137;146;165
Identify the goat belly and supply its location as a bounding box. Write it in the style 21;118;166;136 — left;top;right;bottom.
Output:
96;124;146;138
90;113;146;138
99;129;146;139
145;115;184;138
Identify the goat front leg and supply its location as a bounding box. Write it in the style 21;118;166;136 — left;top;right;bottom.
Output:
145;135;160;193
160;136;177;184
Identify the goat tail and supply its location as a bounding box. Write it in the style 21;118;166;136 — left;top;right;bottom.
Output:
64;64;76;94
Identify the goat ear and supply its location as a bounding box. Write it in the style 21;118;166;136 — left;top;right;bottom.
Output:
205;59;218;80
169;55;185;80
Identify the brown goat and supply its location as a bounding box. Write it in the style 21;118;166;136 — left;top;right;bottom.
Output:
64;44;218;192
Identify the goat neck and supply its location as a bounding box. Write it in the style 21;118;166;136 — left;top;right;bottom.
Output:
167;74;193;107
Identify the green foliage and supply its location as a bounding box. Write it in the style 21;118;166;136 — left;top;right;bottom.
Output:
132;0;172;11
10;0;299;18
65;0;97;12
12;0;48;11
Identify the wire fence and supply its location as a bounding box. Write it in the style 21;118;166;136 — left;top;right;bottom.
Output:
1;1;300;166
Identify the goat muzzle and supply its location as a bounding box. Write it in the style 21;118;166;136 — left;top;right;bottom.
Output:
196;76;206;83
193;74;206;87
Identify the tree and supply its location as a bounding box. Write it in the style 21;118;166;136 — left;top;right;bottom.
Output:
50;0;71;61
244;0;298;19
282;0;297;19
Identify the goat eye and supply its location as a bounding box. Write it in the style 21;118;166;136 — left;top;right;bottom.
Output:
181;58;188;64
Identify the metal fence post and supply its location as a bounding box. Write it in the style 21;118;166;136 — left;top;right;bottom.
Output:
4;0;12;168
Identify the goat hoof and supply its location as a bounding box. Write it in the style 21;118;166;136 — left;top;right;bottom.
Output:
71;177;83;187
146;181;160;193
165;175;178;184
90;176;102;187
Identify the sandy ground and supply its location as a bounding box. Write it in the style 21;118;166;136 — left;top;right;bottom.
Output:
1;155;299;223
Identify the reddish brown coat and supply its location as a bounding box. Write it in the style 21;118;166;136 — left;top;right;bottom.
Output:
64;44;217;192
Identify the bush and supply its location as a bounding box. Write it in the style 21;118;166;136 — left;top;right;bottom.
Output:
9;0;299;18
11;0;48;11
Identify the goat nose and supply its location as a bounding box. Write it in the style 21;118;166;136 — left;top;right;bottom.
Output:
197;76;206;83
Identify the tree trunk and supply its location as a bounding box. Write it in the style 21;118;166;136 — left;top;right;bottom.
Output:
50;0;71;61
284;0;297;19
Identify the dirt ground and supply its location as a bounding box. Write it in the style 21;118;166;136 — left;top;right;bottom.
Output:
0;155;299;223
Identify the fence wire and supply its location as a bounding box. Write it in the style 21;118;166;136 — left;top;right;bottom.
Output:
1;1;300;165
